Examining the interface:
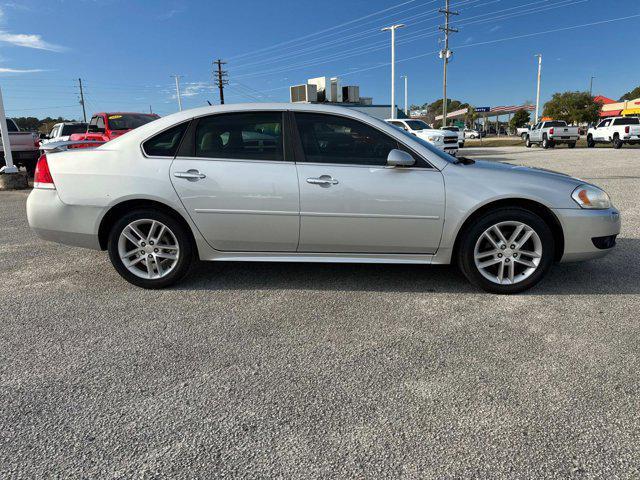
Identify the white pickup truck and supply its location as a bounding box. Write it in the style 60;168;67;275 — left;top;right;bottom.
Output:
587;116;640;149
0;118;40;173
386;119;459;156
525;120;580;149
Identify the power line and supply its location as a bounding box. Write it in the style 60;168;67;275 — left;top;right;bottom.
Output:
227;0;421;61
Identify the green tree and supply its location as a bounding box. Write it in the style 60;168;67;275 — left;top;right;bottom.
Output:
619;86;640;101
465;106;478;128
542;91;600;125
509;109;530;132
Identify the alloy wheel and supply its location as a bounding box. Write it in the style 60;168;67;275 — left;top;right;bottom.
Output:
473;221;543;285
117;219;180;279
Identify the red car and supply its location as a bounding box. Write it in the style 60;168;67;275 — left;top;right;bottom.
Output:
70;112;160;144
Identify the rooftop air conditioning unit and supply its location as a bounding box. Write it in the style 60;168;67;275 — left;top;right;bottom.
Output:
342;85;360;103
359;96;373;106
290;84;318;103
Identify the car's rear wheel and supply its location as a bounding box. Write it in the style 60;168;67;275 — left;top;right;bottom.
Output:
542;135;550;149
457;208;555;294
107;209;193;288
567;142;576;149
525;136;532;148
613;133;623;149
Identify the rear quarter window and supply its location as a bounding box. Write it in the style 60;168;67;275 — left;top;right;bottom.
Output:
143;122;190;157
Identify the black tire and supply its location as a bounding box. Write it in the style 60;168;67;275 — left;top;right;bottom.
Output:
542;135;550;149
457;208;555;294
587;135;595;148
568;142;576;149
525;136;532;148
613;133;623;149
107;209;194;289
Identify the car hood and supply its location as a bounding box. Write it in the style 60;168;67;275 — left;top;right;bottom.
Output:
457;159;583;185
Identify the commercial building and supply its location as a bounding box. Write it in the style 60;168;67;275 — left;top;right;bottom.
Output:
289;76;405;120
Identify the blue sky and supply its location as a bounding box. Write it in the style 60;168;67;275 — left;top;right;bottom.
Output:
1;0;639;120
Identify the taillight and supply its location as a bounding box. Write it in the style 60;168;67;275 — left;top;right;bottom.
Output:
34;137;40;148
549;127;554;135
625;126;630;134
33;154;55;189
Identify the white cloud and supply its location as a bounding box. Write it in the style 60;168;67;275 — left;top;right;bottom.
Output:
489;25;501;33
0;67;45;73
0;31;66;51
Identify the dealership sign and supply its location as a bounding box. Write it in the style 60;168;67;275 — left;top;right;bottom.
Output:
475;106;490;112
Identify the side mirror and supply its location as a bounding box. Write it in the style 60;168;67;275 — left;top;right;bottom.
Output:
387;148;415;167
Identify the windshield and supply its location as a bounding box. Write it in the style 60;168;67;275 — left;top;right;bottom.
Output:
443;126;459;132
405;120;431;131
107;114;158;131
394;127;457;164
61;123;88;135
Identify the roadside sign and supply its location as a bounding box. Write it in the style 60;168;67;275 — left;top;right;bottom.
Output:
475;106;490;112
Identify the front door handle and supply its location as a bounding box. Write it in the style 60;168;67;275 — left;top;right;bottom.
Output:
174;169;206;181
306;175;339;186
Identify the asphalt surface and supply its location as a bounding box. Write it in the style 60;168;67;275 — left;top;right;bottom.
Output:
1;146;639;478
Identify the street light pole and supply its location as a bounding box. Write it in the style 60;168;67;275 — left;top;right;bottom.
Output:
0;86;17;174
381;24;405;119
401;75;408;115
534;54;542;123
589;76;595;96
171;74;183;112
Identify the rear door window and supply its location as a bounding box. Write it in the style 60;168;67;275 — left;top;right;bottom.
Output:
613;117;640;126
194;112;284;161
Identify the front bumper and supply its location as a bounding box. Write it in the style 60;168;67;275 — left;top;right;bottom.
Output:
26;188;104;250
554;207;621;262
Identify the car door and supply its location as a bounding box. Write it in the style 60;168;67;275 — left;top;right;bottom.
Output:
169;111;300;252
292;112;445;254
595;119;610;141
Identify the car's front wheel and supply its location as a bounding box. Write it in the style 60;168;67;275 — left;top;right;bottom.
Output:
107;209;194;288
525;136;532;148
458;208;555;294
587;135;595;148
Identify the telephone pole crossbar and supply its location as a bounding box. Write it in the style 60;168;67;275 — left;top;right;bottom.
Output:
213;59;229;105
439;0;458;126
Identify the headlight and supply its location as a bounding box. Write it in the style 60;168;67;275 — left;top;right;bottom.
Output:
427;136;442;143
571;184;611;209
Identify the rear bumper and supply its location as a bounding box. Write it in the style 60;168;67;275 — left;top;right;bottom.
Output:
26;188;103;250
554;207;621;262
549;136;579;142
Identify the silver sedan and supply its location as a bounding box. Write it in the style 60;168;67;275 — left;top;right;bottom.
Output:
27;103;620;293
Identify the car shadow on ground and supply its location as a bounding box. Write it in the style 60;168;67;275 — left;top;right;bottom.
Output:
177;237;639;296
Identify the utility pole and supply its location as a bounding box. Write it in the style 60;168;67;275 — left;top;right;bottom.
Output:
401;75;408;115
439;0;458;127
78;78;87;122
589;76;595;97
381;24;405;119
171;74;183;111
213;59;228;105
534;54;542;122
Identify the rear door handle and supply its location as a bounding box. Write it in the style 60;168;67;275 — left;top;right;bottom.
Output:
174;169;206;181
306;175;338;186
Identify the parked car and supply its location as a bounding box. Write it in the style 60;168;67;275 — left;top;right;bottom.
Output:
587;116;640;149
28;103;620;294
464;128;481;139
386;119;458;156
0;118;40;173
517;126;531;140
441;126;464;148
40;122;88;146
70;112;159;143
525;120;580;149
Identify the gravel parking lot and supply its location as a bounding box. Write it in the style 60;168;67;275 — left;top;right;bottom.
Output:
1;146;639;478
